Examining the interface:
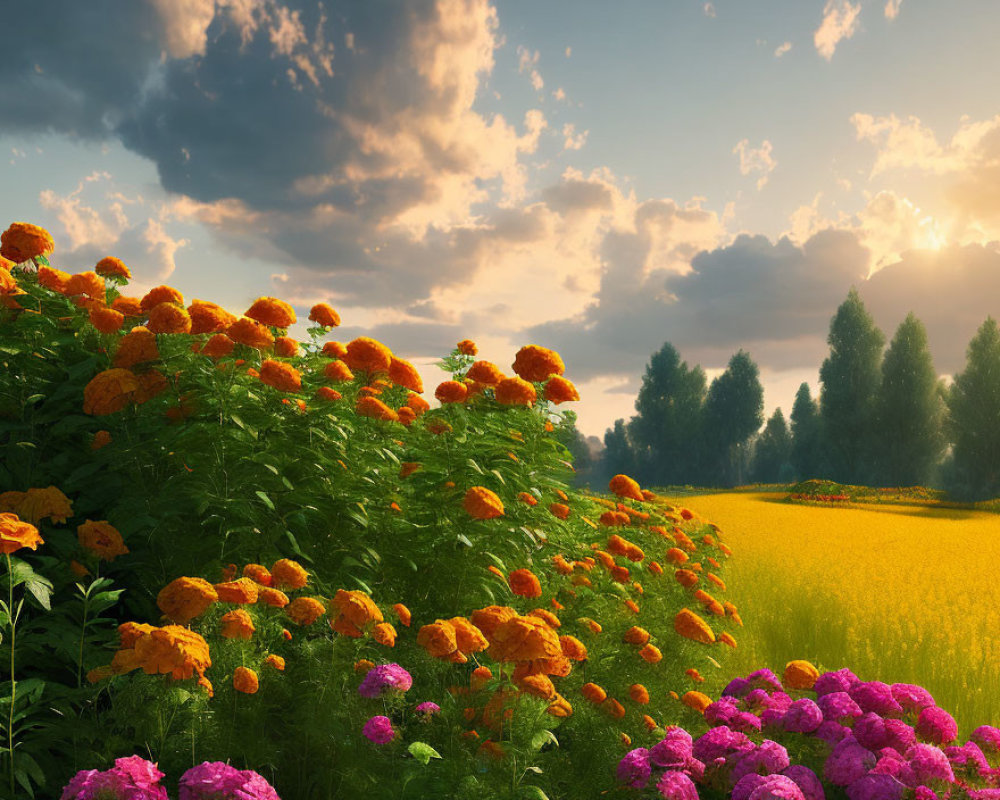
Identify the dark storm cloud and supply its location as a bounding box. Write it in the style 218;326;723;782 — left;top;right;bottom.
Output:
525;229;870;381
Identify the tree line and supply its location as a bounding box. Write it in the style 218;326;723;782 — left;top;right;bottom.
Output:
563;288;1000;499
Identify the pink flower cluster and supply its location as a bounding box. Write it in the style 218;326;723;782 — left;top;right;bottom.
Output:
618;667;1000;800
62;758;280;800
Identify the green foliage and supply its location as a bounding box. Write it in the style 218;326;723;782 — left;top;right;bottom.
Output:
818;288;885;484
790;382;824;481
873;313;946;487
751;409;793;484
701;350;764;487
946;317;1000;500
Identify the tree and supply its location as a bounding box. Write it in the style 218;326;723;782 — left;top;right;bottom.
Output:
701;350;765;486
946;317;1000;499
819;288;885;484
625;343;707;486
601;418;635;486
873;313;945;486
790;383;823;480
752;408;793;484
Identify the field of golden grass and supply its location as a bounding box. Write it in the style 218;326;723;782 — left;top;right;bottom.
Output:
662;491;1000;738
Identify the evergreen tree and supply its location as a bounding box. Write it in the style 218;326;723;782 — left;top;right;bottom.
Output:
946;317;1000;499
702;350;765;486
873;313;945;486
819;288;885;484
752;408;793;484
790;382;823;480
601;418;635;485
625;343;707;486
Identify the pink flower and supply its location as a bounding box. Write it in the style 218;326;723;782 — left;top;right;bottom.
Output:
363;715;395;745
617;748;652;788
657;770;699;800
914;707;957;746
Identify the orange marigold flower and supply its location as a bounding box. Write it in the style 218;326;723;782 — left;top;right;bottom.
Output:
330;589;383;630
639;644;662;664
132;369;169;405
64;271;105;299
78;520;128;561
1;486;72;525
718;632;737;648
0;513;43;555
629;684;650;705
38;265;70;293
707;573;726;591
396;406;415;425
114;327;160;369
604;698;626;719
435;380;468;403
624;599;640;614
517;673;556;701
512;345;564;383
559;635;588;661
674;608;715;644
783;659;819;690
466;360;504;385
508;568;542;598
579;617;602;635
675;569;699;589
147;302;192;335
528;608;560;628
286;596;326;626
610;565;631;584
686;668;705;683
316;386;342;402
93;257;130;281
274;336;299;357
464;486;504;520
624;626;650;646
719;543;733;557
215;578;259;605
609;474;644;501
356;396;398;421
407;393;430;415
682;691;712;713
470;605;518;640
642;489;656;501
220;609;255;640
89;306;125;334
392;603;412;627
548;694;573;718
83;368;140;415
417;619;459;659
398;462;421;479
140;285;184;313
549;502;570;520
373;622;397;647
643;714;658;732
495;376;536;406
269;559;308;590
544;375;580;404
456;339;477;355
309;303;340;327
157;577;218;624
355;659;375;674
195;334;232;360
322;341;348;358
256;587;290;608
246;296;296;328
188;300;236;334
282;629;292;641
488;615;562;663
648;561;664;576
265;654;285;671
110;295;142;317
1;222;54;263
227;317;275;350
599;510;625;526
242;564;272;586
571;574;593;588
388;357;423;393
517;492;538;506
220;564;238;583
471;666;493;691
344;337;392;374
552;554;574;575
667;548;690;566
449;617;489;654
233;666;259;694
259;359;302;393
581;682;607;704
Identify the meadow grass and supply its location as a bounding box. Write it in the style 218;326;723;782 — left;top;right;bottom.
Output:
656;490;1000;738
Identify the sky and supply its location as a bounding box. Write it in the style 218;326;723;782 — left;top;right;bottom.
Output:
2;0;1000;440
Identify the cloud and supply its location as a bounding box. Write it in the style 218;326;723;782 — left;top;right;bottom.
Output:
562;123;588;151
814;0;861;60
703;3;716;18
884;0;902;20
517;45;543;91
733;139;777;189
774;41;792;58
564;46;571;58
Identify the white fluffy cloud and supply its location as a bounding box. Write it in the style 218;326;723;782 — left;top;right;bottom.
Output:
733;139;777;189
884;0;902;20
814;0;861;60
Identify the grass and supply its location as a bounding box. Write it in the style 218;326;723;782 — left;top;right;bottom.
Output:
652;490;1000;738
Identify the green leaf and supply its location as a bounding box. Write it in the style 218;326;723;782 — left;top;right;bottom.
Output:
519;787;550;800
25;579;53;610
407;741;441;765
466;458;484;474
456;533;473;548
255;490;274;510
530;730;558;750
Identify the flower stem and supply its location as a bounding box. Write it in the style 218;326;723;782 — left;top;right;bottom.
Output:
6;553;15;797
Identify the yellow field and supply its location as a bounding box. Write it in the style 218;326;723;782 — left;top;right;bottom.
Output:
669;491;1000;736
